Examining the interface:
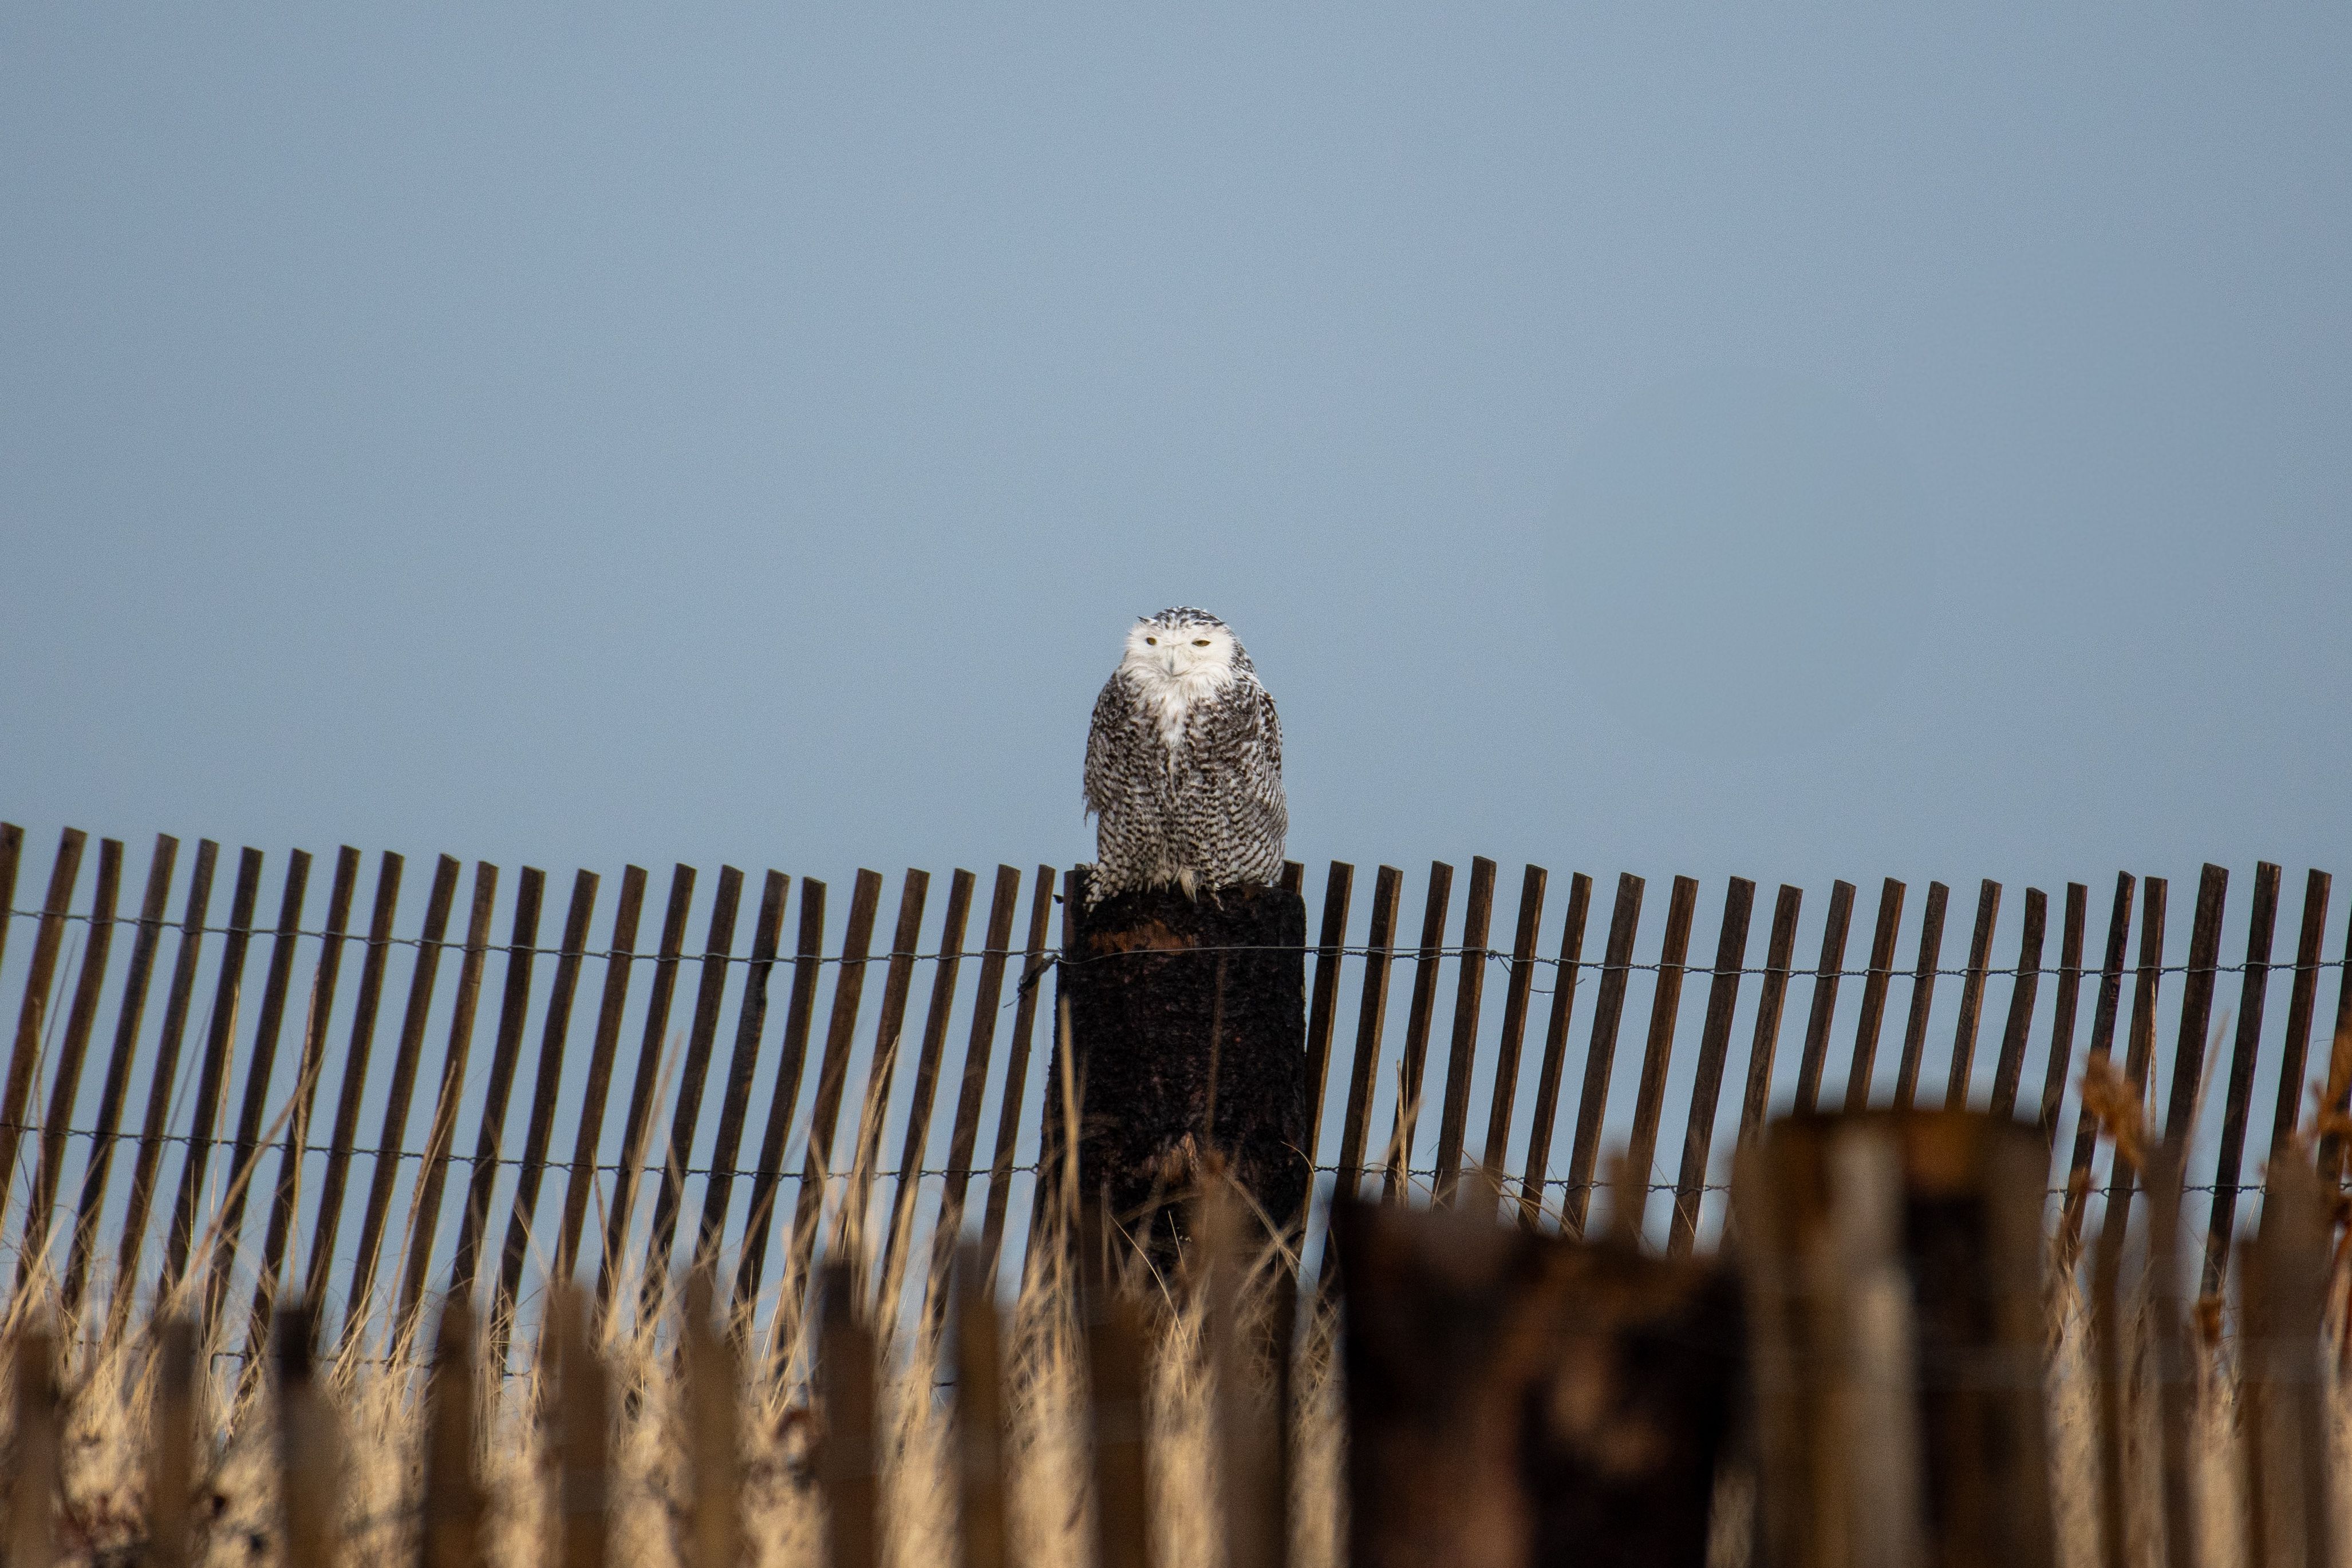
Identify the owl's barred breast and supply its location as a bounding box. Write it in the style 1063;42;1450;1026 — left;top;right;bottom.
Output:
1083;610;1287;906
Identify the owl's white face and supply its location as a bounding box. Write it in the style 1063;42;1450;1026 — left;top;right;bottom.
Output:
1121;619;1237;685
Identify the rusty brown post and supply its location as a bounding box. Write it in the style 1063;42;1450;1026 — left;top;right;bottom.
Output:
546;1286;611;1568
8;1318;60;1568
419;1298;484;1568
273;1301;340;1568
681;1271;743;1568
145;1317;196;1568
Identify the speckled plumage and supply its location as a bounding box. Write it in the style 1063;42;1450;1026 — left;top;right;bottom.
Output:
1083;607;1287;903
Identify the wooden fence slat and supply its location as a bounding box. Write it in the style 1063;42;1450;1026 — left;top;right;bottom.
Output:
2035;884;2089;1144
1382;863;1454;1203
448;866;545;1310
394;859;501;1338
1020;874;1082;1283
546;1287;612;1568
272;1302;338;1568
682;1273;743;1568
1892;879;1949;1110
922;867;1022;1322
1332;866;1403;1204
1478;865;1546;1181
2059;874;2137;1249
1986;887;2047;1120
2160;863;2228;1144
554;865;647;1287
1561;873;1644;1236
2143;1145;2198;1568
735;877;827;1324
697;870;791;1281
241;847;360;1357
1791;878;1855;1112
2204;860;2281;1296
297;851;404;1317
1304;862;1355;1165
109;839;218;1338
976;867;1055;1282
2088;878;2169;1271
596;862;696;1317
418;1300;483;1568
643;865;747;1306
1735;884;1802;1148
778;868;885;1363
1622;874;1699;1238
203;847;313;1324
953;1243;1008;1568
1086;1275;1153;1568
163;843;262;1289
23;836;120;1283
2312;909;2352;1188
0;824;21;1000
1944;878;2003;1105
877;867;974;1320
8;1318;58;1568
816;1262;879;1568
2268;870;2332;1156
1517;871;1591;1227
494;868;601;1338
145;1317;196;1568
1842;877;1907;1112
1668;875;1753;1257
1;827;89;1233
341;853;460;1350
62;832;177;1315
1431;855;1496;1204
2241;1158;2334;1568
835;870;929;1286
1281;861;1305;895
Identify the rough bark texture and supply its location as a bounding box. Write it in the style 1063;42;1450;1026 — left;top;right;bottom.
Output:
1333;1199;1743;1568
1052;875;1308;1254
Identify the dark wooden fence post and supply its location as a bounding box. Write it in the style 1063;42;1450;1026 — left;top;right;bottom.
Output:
1061;873;1308;1256
1333;1196;1740;1568
817;1263;878;1568
8;1317;60;1568
146;1317;197;1568
1738;1111;2053;1568
952;1243;1009;1568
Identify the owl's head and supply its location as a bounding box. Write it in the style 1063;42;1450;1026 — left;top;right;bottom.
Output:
1120;606;1253;682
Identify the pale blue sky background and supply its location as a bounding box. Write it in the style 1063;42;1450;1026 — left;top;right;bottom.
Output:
6;4;2346;891
2;6;2349;1282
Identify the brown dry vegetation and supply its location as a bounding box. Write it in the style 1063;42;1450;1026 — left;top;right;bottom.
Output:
2;1218;2343;1568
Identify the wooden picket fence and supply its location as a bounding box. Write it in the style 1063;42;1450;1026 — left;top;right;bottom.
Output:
3;820;2350;1359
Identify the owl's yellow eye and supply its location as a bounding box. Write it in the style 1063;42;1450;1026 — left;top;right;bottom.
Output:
1193;639;1210;646
1145;637;1157;645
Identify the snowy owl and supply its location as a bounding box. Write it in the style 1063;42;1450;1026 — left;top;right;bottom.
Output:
1083;607;1287;903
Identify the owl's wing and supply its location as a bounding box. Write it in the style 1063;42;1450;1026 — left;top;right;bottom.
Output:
1083;673;1134;816
1199;676;1285;811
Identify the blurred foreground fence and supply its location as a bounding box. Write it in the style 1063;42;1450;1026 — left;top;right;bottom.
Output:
3;820;2350;1361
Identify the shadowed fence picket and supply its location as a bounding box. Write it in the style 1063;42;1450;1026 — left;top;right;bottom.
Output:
3;820;2350;1360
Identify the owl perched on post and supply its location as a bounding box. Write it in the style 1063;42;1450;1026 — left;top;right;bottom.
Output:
1084;607;1287;903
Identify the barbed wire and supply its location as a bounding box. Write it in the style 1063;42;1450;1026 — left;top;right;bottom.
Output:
7;905;2343;984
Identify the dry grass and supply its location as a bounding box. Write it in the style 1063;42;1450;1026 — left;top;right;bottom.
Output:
4;1218;2346;1568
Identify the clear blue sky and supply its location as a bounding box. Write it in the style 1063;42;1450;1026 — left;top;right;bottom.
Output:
3;7;2349;1277
6;5;2345;894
